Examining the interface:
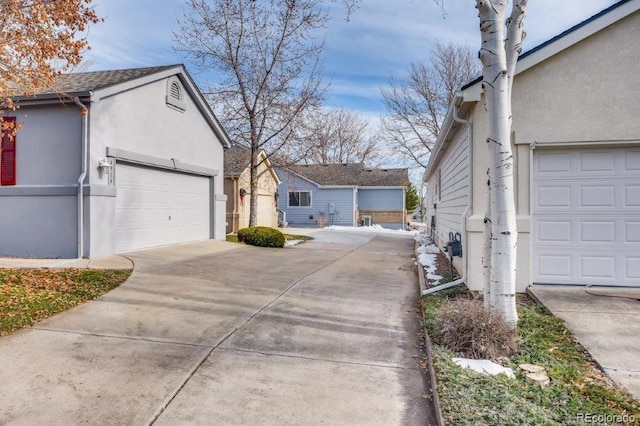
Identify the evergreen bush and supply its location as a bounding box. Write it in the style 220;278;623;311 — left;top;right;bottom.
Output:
237;226;285;248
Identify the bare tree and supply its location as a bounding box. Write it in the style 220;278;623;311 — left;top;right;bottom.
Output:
175;0;328;227
477;0;528;326
289;107;379;166
380;41;479;168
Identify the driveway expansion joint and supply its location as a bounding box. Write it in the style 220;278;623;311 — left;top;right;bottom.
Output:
148;238;373;425
31;326;216;348
218;347;420;371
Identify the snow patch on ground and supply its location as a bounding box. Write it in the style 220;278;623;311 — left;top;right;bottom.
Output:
453;358;516;379
415;231;443;283
284;240;304;247
325;225;417;235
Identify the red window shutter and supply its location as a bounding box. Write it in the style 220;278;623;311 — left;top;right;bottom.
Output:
1;116;16;186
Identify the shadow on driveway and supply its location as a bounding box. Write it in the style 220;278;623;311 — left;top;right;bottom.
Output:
0;230;437;425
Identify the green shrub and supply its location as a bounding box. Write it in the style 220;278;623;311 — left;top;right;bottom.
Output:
237;226;285;248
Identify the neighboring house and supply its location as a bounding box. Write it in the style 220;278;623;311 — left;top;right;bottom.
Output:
276;164;408;229
0;65;231;259
224;148;280;233
424;0;640;292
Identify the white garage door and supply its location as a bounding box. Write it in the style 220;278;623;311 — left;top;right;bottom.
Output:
532;147;640;287
257;194;276;228
115;164;210;253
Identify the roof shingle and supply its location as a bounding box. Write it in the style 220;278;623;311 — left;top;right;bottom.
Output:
224;147;251;177
36;65;179;95
359;168;409;187
287;163;363;186
284;163;409;187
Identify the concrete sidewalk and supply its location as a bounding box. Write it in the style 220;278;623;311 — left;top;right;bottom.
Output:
0;231;434;425
528;284;640;401
0;254;133;269
0;240;246;270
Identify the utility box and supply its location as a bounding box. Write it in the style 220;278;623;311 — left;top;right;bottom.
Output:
446;232;462;257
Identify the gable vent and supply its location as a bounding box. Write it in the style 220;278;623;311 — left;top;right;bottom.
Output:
166;76;186;112
170;81;181;100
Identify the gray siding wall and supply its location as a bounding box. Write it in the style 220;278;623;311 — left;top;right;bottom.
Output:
276;167;355;227
89;75;227;254
357;188;403;210
0;105;82;258
428;127;469;245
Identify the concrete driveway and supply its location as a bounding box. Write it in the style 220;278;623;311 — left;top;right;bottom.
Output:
528;284;640;401
0;229;434;425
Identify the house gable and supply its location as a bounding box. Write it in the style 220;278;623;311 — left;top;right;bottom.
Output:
0;65;230;258
424;0;640;293
225;149;281;232
275;164;408;229
275;166;355;227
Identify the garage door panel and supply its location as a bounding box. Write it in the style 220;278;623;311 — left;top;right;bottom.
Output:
115;164;210;253
580;256;616;279
536;185;572;208
536;152;571;174
537;220;571;242
536;255;572;278
626;258;640;279
580;221;615;243
533;147;640;287
625;150;640;170
626;222;640;243
626;185;640;206
580;151;614;171
580;186;615;207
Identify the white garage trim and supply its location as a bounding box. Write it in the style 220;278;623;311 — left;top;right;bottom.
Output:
532;147;640;287
107;147;218;177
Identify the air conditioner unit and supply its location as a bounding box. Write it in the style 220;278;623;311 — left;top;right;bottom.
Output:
362;215;372;227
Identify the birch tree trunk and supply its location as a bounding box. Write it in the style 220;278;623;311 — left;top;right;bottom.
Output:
482;168;492;310
476;0;527;326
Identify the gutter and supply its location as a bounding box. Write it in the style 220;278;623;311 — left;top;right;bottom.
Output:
422;101;473;296
74;97;89;259
423;93;463;183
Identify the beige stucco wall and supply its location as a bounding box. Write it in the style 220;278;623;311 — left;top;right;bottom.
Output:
512;10;640;145
457;9;640;293
225;159;279;233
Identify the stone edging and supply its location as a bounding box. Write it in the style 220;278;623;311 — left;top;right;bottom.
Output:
415;239;446;426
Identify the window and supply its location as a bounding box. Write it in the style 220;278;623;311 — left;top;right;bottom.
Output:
437;169;442;201
166;76;186;111
288;191;311;207
1;116;17;186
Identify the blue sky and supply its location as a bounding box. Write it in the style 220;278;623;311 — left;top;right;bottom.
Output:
85;0;618;119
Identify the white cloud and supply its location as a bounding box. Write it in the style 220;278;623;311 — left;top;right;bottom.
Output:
83;0;620;122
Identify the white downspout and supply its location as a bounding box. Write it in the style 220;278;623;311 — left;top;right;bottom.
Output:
353;187;357;227
232;178;238;232
74;98;88;259
423;104;473;295
402;186;406;230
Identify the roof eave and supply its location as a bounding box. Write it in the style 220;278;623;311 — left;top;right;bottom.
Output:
9;91;92;105
258;151;281;185
423;92;470;182
460;0;640;93
276;166;322;187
